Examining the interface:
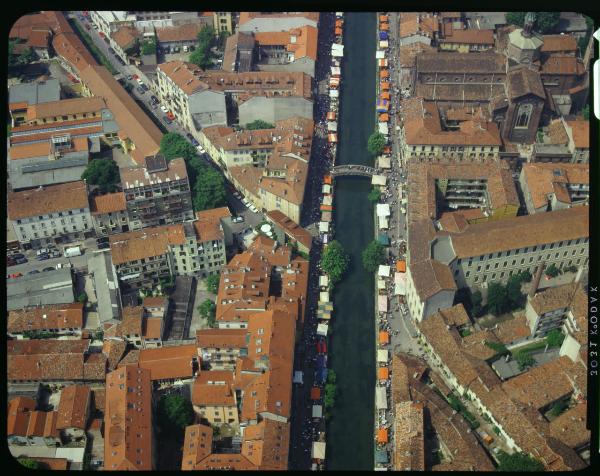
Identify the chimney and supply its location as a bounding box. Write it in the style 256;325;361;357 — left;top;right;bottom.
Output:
529;262;545;297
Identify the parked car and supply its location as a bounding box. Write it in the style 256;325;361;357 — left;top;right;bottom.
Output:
160;105;168;113
233;192;242;199
196;145;206;154
117;57;126;66
15;257;28;264
163;115;173;124
186;132;195;141
11;252;25;259
99;31;105;38
249;205;259;213
166;112;175;120
232;216;244;223
190;137;199;146
97;242;110;249
141;84;149;92
150;95;159;103
36;253;50;261
97;236;109;244
85;23;91;30
42;267;55;272
108;47;115;54
8;273;23;279
36;248;51;256
28;269;40;275
126;74;133;81
136;86;145;94
7;258;16;267
151;102;158;109
50;250;61;258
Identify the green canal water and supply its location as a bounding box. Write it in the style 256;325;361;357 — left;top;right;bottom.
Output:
326;12;377;471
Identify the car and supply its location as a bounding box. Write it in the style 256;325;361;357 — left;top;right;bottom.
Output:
166;112;175;120
186;132;194;140
141;84;149;91
190;137;199;146
85;23;91;30
136;78;144;85
233;192;241;199
160;105;168;113
36;253;50;261
99;31;105;38
42;267;55;272
136;86;145;94
36;248;51;256
7;258;16;267
132;74;139;80
150;102;158;109
117;57;126;66
163;115;173;124
243;227;254;236
15;257;28;264
126;74;133;81
150;95;159;103
27;269;40;275
196;145;206;154
108;47;115;54
249;205;259;213
8;272;23;279
11;252;25;259
97;236;109;244
50;250;61;258
232;216;244;223
97;242;110;249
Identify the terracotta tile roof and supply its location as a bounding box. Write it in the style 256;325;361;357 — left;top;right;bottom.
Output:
120;306;144;336
228;165;263;198
409;259;457;300
442;29;494;45
24;29;49;48
120;157;188;189
8;180;89;221
566;119;589;149
393;401;425;471
541;55;585;75
181;424;214;470
78;64;162;165
104;365;153;471
143;318;162;340
255;25;318;61
157;61;212;96
156;22;201;43
254;31;290;46
8;303;84;333
521;163;589;209
549;402;590;449
109;224;186;265
52;31;97;70
507;67;546;100
111;26;140;50
194;207;229;242
529;283;580;316
8;338;89;354
7;396;36;436
56;385;91;430
448;206;589;259
196;328;248;349
10;13;56;39
90;192;127;214
9;136;89;160
84;353;108;380
142;296;168;308
103;339;128;371
547;118;570;145
118;349;140;367
398;43;436;68
438;211;469;232
490;314;531;344
267;210;313;250
241;419;290;470
541;34;577;53
417;51;505;73
10;125;103;146
26;96;105;122
136;344;198;381
192;371;236;406
238;12;319;26
31;458;69;470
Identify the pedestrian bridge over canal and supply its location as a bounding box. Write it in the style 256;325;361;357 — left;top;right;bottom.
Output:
330;164;378;177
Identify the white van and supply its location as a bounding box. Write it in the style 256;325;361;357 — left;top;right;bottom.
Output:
183;45;189;53
64;246;82;258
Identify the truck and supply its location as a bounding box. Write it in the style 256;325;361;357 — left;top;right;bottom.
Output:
477;430;494;445
63;246;82;258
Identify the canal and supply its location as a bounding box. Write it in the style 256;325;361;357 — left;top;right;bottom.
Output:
327;12;377;471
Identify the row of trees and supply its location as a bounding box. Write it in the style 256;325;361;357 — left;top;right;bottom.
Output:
324;370;337;410
189;25;228;70
246;119;275;130
160;133;227;211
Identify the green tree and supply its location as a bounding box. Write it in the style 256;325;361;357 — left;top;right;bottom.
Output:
218;30;230;49
506;274;525;310
545;264;560;278
582;104;589;120
367;132;386;155
190;25;216;69
514;351;535;371
485;340;509;356
18;458;41;469
192;165;227;211
198;25;216;45
518;270;532;283
320;240;350;284
367;187;381;202
141;38;156;56
546;329;565;348
245;119;275;130
205;274;220;294
160;132;198;161
158;394;194;431
471;290;483;317
505;12;560;34
18;47;37;65
548;400;568;417
505;12;527;28
495;450;544;472
77;292;88;304
362;240;386;273
324;370;337;409
486;282;509;316
198;298;216;327
81;159;120;193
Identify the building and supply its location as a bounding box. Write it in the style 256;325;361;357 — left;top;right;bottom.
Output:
399;98;502;162
565;119;589;163
7;268;75;311
120;156;194;230
202;117;313;223
110;26;140;63
8;79;60;126
88;250;122;324
9;13;55;59
526;283;584;338
55;385;91;443
438;27;495;52
104;365;154;470
213;12;233;34
254;26;318;77
7;303;84;339
398;12;439;47
238;12;319;33
7;181;93;249
266;210;313;254
90;192;131;236
392;402;425;471
104;305;165;349
124;344;199;385
155;23;203;54
7;397;60;448
156;61;227;131
7;339;106;384
191;370;238;425
222;32;256;73
196;329;248;370
519;163;589;214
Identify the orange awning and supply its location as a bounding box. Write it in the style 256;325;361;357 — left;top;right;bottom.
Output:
377;428;388;443
378;367;389;380
379;15;389;22
320;204;333;212
327;112;336;120
379;331;390;344
323;175;333;184
383;146;392;154
311;387;321;400
380;82;390;91
335;19;343;27
396;260;406;273
335;27;342;35
379;113;389;122
380;23;389;31
380;92;390;100
380;70;389;78
328;133;337;143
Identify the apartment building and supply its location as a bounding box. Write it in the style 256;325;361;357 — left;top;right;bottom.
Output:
202;117;313;223
8;79;60;126
7;397;60;448
526;283;584;337
104;305;165;349
438;28;495;52
254;26;318;77
222;32;256;73
7;303;84;339
213;12;233;34
121;155;193;230
191;371;238;425
398;12;439;47
399;98;502;162
156;61;227;132
266;210;313;254
520;163;589;214
532;117;590;164
104;365;154;471
7;181;93;250
55;385;91;443
238;12;319;33
110;26;140;63
132;345;199;385
90;192;131;236
196;328;248;370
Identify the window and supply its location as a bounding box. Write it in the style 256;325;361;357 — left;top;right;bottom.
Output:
515;103;533;128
